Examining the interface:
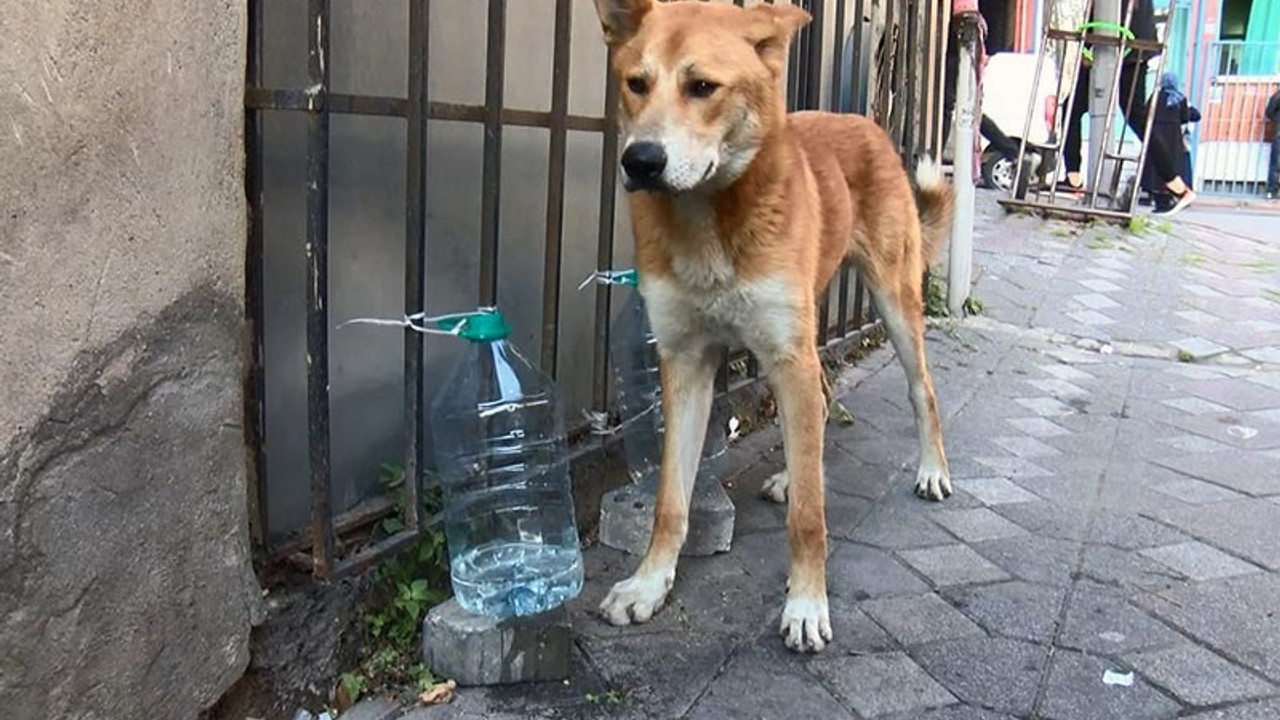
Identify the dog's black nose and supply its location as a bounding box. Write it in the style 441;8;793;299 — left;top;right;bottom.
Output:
621;142;667;184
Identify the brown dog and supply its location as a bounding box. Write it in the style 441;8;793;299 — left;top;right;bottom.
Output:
591;0;954;653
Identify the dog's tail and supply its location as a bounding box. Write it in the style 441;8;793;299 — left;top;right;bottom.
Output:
913;157;954;263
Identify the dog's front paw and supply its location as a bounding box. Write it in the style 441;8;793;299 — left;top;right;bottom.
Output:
600;569;674;626
761;470;789;504
914;463;953;501
780;594;833;653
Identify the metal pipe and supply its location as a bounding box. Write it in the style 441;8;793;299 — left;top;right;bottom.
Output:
1087;0;1120;198
948;11;978;317
403;0;430;533
305;0;335;578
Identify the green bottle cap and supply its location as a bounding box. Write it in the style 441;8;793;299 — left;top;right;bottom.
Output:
438;309;511;341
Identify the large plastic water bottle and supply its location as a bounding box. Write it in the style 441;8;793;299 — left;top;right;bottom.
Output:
430;309;583;619
608;272;727;484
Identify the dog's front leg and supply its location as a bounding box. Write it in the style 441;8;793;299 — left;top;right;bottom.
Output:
773;348;832;652
600;347;717;626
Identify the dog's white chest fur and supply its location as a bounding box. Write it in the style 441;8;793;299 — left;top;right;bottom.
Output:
641;254;799;365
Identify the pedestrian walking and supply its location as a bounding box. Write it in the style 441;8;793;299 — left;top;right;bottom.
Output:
1143;72;1201;213
1266;86;1280;200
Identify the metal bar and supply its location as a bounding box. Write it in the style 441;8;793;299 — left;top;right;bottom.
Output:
805;0;829;344
831;0;850;339
403;0;430;533
540;0;573;376
305;0;335;578
849;0;866;113
245;89;612;132
245;0;269;547
836;265;851;335
591;70;621;411
479;0;508;306
853;272;866;327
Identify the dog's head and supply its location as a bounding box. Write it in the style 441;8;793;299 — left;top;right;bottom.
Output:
592;0;810;194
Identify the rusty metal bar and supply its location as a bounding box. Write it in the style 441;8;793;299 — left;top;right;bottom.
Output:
479;0;508;306
591;70;621;412
245;0;268;547
403;0;430;534
540;0;573;376
305;0;335;578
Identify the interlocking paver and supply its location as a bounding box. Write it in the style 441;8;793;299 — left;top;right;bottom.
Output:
899;545;1010;587
811;652;957;717
1041;650;1182;720
913;637;1049;717
1140;541;1263;581
944;581;1065;643
1059;580;1186;655
1125;644;1276;706
956;477;1039;505
859;593;984;646
930;508;1028;543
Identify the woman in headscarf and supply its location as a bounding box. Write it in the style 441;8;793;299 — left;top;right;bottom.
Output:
1142;72;1200;214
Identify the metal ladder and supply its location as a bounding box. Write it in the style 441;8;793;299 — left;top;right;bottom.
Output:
998;0;1168;222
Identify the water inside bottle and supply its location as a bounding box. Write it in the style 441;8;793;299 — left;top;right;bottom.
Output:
451;541;584;618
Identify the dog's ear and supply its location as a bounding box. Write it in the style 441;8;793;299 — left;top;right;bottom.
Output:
592;0;654;46
745;3;812;75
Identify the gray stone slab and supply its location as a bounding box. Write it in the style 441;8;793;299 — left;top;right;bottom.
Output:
1135;573;1280;683
581;632;736;718
883;707;1021;720
599;474;734;557
1059;580;1187;655
859;594;984;647
1158;411;1280;452
827;542;930;600
848;506;961;549
1041;650;1182;720
827;596;899;655
971;535;1081;587
1006;417;1072;438
1153;454;1280;497
1153;478;1243;504
1140;540;1265;581
422;600;571;686
1180;699;1280;720
1126;644;1276;706
1079;545;1188;588
944;581;1066;643
930;508;1028;543
899;545;1010;587
811;652;958;717
955;477;1040;505
912;637;1049;717
1183;378;1280;412
990;434;1063;458
687;643;854;719
1172;336;1231;358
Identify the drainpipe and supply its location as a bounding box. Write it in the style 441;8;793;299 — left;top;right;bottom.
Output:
948;0;981;317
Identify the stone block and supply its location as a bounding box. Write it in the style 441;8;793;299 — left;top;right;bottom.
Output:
422;600;571;686
811;652;957;717
598;475;734;556
899;545;1010;587
1125;645;1276;706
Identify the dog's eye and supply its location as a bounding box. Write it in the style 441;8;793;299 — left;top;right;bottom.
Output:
687;80;719;99
626;77;649;95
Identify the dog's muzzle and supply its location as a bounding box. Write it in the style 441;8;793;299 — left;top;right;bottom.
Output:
621;141;668;192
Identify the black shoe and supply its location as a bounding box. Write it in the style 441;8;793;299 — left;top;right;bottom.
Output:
1154;190;1196;216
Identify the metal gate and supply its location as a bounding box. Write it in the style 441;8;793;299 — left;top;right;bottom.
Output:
1189;40;1280;196
244;0;949;578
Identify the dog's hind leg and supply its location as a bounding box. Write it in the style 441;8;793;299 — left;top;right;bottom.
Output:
771;347;832;652
600;347;718;626
870;278;952;501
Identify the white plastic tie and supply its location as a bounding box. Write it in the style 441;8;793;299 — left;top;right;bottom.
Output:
336;309;481;336
577;269;637;291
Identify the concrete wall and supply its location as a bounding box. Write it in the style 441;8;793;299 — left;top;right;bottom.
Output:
0;1;261;719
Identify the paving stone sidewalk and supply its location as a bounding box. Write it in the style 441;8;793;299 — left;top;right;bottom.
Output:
399;195;1280;719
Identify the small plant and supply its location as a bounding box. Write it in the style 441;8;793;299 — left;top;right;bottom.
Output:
1153;218;1174;234
1087;235;1116;250
962;295;985;316
1179;253;1207;266
1127;215;1151;237
340;464;450;701
925;270;949;318
1177;349;1195;363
